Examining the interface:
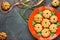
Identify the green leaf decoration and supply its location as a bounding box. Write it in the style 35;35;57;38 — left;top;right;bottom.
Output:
32;21;36;25
56;22;60;26
50;32;54;37
38;32;41;36
51;12;55;16
39;12;43;15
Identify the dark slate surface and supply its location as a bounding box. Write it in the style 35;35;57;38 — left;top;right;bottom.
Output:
0;0;60;40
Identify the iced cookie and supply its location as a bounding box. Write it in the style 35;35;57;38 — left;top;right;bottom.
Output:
1;1;11;11
49;24;57;32
52;0;59;7
41;28;50;37
43;10;51;18
41;19;51;28
34;14;43;23
50;15;58;23
0;32;7;40
34;24;43;32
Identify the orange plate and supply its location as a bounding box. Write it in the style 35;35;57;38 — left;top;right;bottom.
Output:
28;6;60;40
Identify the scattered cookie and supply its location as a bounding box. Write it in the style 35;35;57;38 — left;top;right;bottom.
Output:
1;1;11;11
0;32;7;40
52;0;59;7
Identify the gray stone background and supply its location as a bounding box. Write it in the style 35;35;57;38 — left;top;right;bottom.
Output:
0;0;60;40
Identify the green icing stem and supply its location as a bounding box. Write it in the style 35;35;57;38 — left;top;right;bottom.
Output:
51;12;55;16
56;22;60;26
38;32;41;36
39;12;43;15
50;32;54;37
32;21;36;25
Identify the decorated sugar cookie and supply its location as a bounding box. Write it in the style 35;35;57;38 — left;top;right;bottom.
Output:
34;14;43;23
43;10;51;18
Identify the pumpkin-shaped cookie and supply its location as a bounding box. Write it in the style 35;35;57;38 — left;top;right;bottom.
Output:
43;10;51;18
41;28;50;37
34;14;43;23
34;24;43;32
41;19;51;28
52;0;59;7
0;32;7;40
50;15;58;23
49;24;57;32
1;1;11;11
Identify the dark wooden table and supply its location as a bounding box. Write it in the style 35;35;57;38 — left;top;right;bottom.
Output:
0;0;60;40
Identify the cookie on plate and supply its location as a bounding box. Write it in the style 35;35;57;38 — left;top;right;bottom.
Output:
34;24;43;32
50;15;58;23
34;14;43;23
41;28;50;37
41;19;51;28
49;24;57;32
43;10;51;18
